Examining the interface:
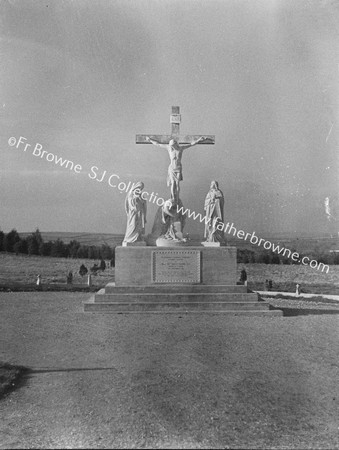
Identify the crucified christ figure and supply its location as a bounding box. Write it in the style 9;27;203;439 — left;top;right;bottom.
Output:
145;136;206;203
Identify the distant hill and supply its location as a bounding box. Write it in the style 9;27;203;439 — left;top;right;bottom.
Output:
227;235;339;254
18;231;339;252
20;232;124;247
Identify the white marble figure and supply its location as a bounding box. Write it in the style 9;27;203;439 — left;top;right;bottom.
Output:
203;180;226;244
147;198;186;245
122;181;147;246
161;199;186;242
145;136;206;203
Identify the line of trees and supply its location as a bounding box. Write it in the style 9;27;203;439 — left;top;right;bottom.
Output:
0;228;115;262
237;248;339;265
1;228;337;266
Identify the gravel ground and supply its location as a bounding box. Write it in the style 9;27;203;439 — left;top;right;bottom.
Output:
0;292;338;449
267;297;339;310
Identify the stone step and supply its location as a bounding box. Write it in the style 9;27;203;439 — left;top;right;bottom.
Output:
94;292;260;303
84;308;283;316
104;283;248;294
84;301;270;312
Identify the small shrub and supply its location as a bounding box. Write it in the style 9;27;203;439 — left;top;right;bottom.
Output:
79;264;88;277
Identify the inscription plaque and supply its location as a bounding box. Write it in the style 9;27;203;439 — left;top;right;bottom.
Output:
152;250;200;283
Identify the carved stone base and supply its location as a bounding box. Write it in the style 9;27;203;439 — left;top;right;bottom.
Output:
122;240;147;247
156;237;187;247
201;241;221;247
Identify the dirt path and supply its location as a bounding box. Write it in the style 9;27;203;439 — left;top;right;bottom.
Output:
0;292;338;449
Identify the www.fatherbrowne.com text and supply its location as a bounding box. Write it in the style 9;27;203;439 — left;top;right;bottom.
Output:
176;204;329;273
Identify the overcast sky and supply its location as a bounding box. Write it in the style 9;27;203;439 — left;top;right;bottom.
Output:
1;0;338;236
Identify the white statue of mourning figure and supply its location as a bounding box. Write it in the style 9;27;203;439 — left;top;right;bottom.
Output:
122;182;147;246
161;199;186;242
147;198;187;246
202;180;226;246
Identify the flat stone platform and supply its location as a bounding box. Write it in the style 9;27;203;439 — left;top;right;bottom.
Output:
84;283;282;315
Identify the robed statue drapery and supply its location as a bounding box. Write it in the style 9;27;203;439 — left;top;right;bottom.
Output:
122;182;147;246
203;180;226;244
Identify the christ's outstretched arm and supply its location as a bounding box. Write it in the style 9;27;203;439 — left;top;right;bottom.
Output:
145;136;168;149
180;136;207;150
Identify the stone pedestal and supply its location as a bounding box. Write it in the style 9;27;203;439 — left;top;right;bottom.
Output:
84;245;282;316
115;246;236;285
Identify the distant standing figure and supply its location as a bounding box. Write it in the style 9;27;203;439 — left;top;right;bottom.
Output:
296;283;301;295
240;268;247;285
122;181;147;246
203;181;226;244
36;274;41;286
67;271;73;284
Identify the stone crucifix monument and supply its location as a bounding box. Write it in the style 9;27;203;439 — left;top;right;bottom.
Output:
84;106;282;316
137;106;215;246
136;106;214;204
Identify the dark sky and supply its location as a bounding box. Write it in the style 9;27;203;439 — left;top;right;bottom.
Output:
1;0;338;236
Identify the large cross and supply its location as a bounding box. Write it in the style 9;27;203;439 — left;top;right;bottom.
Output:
136;106;215;145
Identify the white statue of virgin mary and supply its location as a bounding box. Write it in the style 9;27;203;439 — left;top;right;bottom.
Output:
203;180;226;244
122;181;147;246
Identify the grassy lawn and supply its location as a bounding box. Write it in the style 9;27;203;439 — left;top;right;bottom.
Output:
0;253;114;288
1;253;339;295
241;263;339;294
1;253;339;291
242;263;339;284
